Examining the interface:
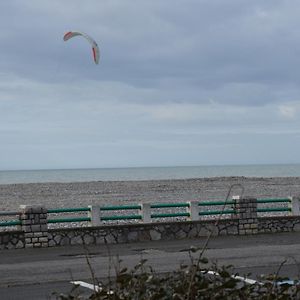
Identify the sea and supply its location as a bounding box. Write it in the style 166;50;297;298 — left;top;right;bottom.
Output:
0;164;300;185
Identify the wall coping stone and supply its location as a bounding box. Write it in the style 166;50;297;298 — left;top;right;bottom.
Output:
48;218;239;233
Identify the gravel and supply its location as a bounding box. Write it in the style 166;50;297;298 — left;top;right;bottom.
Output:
0;176;300;211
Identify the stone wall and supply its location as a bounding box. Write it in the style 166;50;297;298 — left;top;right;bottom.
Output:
258;216;300;233
233;197;258;235
47;219;239;247
0;231;24;250
46;216;300;247
1;216;300;249
19;205;49;248
1;198;300;250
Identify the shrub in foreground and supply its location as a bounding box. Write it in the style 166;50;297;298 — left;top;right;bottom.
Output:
57;247;300;300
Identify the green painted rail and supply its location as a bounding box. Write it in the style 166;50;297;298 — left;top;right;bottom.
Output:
0;197;293;227
198;200;236;206
257;207;291;213
150;203;189;209
199;209;235;216
0;211;19;216
151;212;190;218
257;198;291;204
48;217;91;223
0;220;21;227
100;203;190;210
101;215;142;221
100;205;142;211
48;207;90;213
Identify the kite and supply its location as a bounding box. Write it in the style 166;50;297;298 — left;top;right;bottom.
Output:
63;31;100;64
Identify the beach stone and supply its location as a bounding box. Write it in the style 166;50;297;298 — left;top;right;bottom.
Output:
150;230;161;241
293;222;300;231
187;226;198;238
138;230;151;241
60;236;70;246
54;235;62;244
128;231;138;242
2;177;299;214
48;240;56;247
96;236;105;244
71;235;83;245
7;243;15;250
16;240;24;249
226;225;238;235
2;235;9;244
83;235;94;244
33;232;43;237
116;232;127;243
38;237;48;243
104;234;116;244
67;231;75;239
175;229;187;239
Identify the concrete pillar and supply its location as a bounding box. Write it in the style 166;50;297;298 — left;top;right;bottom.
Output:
289;197;300;216
187;201;199;221
19;205;48;248
88;205;102;226
234;197;258;235
141;203;151;223
231;195;240;219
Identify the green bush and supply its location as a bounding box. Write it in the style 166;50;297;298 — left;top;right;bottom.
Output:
57;246;300;300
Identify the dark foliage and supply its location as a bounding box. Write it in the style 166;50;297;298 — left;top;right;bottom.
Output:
56;246;300;300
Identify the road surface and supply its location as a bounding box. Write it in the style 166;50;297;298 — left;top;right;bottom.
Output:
1;232;300;299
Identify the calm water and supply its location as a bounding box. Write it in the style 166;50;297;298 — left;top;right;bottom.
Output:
0;164;300;184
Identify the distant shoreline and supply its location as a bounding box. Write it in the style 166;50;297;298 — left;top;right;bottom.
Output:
0;176;300;211
1;164;300;185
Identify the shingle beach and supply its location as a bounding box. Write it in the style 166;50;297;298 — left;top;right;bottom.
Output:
1;177;300;211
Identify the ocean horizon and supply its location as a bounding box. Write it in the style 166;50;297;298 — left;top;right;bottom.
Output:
0;163;300;185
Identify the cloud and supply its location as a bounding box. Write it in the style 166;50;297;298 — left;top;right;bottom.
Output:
1;0;300;169
278;103;299;120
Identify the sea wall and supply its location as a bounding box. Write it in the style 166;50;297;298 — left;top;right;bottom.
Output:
1;216;300;250
46;216;300;247
1;197;300;250
0;231;24;250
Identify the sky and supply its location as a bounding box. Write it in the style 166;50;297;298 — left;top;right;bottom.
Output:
1;0;300;170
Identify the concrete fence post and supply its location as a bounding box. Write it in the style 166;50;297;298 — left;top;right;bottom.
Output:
231;195;240;219
187;201;199;221
19;205;48;248
289;197;300;216
141;203;151;223
88;205;102;226
234;197;258;235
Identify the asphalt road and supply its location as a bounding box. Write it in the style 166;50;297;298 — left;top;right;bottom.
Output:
1;232;300;299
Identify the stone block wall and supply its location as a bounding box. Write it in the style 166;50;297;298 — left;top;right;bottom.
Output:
19;205;49;248
234;197;258;235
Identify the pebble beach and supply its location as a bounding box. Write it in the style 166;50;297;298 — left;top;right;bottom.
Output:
1;176;300;211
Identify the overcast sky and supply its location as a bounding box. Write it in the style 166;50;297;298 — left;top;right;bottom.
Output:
1;0;300;170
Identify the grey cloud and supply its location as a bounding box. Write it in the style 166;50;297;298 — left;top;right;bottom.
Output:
1;0;300;169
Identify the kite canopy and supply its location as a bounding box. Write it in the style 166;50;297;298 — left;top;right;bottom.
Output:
63;31;100;64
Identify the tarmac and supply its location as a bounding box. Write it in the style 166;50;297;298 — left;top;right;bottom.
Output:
1;231;300;299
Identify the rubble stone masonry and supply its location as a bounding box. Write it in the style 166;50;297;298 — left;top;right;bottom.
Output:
0;199;300;250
